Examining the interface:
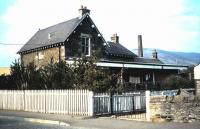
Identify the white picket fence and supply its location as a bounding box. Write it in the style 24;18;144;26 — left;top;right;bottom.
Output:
0;90;93;116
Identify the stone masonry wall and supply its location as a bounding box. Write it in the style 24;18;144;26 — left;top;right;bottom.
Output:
150;95;200;122
195;80;200;95
21;46;65;67
149;96;165;119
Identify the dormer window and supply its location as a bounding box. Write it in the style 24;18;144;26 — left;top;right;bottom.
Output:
81;34;91;56
48;33;52;39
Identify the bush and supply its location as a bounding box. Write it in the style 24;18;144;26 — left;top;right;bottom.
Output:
10;60;44;89
163;75;192;90
0;74;15;89
41;60;73;89
1;56;117;92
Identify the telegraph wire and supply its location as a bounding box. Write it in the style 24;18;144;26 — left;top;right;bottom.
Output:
0;43;23;45
0;43;40;46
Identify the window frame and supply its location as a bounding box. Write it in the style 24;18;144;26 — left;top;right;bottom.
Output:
81;33;91;57
38;51;44;60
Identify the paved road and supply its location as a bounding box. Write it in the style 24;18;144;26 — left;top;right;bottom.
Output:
71;118;200;129
0;110;200;129
1;116;199;129
0;116;69;129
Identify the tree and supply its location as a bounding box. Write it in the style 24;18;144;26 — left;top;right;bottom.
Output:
41;60;74;89
10;60;26;89
52;61;74;89
40;60;55;89
25;62;44;89
72;56;116;92
10;60;44;90
7;55;118;92
0;74;15;89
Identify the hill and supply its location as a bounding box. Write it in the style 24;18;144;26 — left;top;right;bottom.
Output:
132;48;200;66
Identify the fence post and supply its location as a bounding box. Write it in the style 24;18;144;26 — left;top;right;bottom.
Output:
23;90;26;111
110;92;113;114
88;91;94;116
145;90;150;121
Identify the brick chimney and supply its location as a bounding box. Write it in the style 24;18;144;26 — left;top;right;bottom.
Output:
111;33;119;43
138;35;143;57
152;49;158;59
79;5;90;16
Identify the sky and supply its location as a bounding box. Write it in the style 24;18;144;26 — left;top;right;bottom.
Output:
0;0;200;67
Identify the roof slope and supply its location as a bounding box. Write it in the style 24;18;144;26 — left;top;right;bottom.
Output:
18;16;83;53
105;42;137;57
134;57;164;64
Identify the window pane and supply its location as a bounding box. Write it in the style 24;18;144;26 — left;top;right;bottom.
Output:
82;37;85;53
82;46;85;53
86;38;89;44
85;46;89;55
81;36;90;56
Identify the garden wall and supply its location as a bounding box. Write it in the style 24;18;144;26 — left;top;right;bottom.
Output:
149;92;200;122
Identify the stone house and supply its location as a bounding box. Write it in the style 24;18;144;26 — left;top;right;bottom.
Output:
18;6;188;90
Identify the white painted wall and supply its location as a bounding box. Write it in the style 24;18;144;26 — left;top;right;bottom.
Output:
194;64;200;79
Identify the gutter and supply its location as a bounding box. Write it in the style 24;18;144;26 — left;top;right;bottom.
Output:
66;60;188;70
96;61;188;70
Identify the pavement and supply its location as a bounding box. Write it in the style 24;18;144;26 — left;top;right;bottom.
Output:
0;115;71;129
0;110;200;129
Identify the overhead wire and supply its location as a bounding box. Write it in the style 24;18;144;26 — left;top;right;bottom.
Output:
0;43;38;46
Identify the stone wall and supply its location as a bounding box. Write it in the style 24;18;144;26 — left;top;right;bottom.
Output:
195;80;200;95
21;46;65;67
149;96;166;120
149;95;200;122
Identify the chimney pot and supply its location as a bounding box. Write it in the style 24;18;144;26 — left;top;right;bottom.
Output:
79;5;90;16
111;33;119;43
152;49;158;59
138;35;143;57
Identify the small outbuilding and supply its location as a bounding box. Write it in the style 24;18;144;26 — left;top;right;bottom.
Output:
194;64;200;95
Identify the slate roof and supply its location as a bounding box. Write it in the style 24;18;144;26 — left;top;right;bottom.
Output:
17;13;164;66
134;57;164;64
105;42;137;57
18;16;84;53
